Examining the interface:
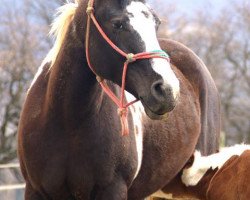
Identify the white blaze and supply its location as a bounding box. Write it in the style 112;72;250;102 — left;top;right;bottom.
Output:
126;1;180;99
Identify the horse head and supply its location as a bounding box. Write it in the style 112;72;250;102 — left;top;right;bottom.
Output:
75;0;180;119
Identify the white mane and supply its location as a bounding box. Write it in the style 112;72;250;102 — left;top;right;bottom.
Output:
182;144;250;186
42;1;78;67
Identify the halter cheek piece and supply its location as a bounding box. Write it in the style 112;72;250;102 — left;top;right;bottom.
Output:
85;0;170;136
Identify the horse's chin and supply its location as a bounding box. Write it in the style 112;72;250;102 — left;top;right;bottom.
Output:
140;99;172;120
144;105;168;120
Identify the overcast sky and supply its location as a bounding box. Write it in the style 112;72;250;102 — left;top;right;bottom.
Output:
164;0;226;12
148;0;248;17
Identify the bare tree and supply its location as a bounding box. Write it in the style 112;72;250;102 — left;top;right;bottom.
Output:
152;0;250;145
0;0;62;163
0;0;34;163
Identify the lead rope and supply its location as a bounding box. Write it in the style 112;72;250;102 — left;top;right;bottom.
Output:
85;0;170;136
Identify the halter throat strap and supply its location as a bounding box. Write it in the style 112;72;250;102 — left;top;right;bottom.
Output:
85;0;170;136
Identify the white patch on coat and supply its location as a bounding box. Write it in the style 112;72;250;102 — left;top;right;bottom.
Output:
28;61;47;93
126;1;180;100
182;144;250;186
126;91;144;180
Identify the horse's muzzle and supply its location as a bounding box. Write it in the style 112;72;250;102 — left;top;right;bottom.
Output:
140;79;179;120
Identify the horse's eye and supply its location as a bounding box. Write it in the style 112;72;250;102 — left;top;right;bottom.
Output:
113;21;123;30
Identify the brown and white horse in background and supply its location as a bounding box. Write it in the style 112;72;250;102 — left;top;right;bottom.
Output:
150;144;250;200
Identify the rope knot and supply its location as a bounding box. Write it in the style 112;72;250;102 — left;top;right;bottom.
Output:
86;6;94;15
126;53;136;63
117;107;129;136
96;76;104;83
117;108;127;117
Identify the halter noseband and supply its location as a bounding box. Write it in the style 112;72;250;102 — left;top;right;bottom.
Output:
85;0;170;136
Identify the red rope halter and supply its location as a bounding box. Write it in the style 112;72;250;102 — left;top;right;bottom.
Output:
85;0;170;136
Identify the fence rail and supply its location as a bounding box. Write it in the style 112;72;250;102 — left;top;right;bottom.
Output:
0;184;25;191
0;163;20;169
0;163;25;192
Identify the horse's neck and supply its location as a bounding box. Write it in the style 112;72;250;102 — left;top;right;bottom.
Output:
46;36;112;121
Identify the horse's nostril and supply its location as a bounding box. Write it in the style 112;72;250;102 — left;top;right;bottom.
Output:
152;80;164;96
151;80;172;101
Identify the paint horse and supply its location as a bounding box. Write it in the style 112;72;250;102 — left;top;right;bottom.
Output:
17;0;220;199
151;144;250;200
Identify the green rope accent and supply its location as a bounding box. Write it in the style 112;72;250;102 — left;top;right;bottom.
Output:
150;50;169;58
